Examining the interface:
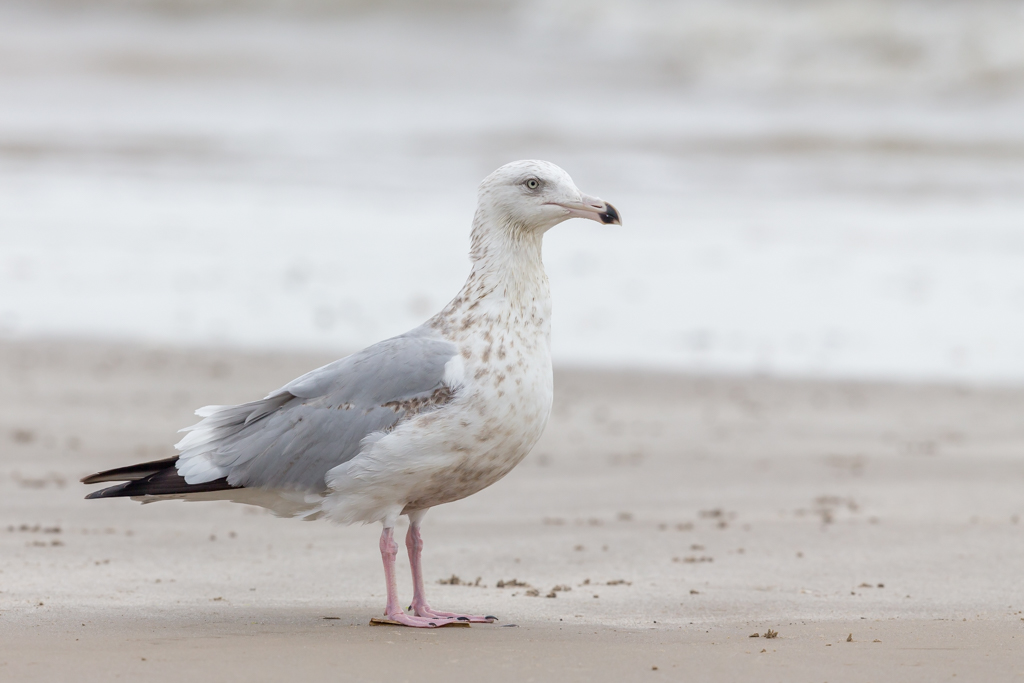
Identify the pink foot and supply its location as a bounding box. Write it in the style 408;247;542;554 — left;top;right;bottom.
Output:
404;521;497;624
382;610;447;628
379;527;445;628
410;602;497;623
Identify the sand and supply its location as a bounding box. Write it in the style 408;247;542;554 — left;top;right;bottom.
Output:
1;338;1023;681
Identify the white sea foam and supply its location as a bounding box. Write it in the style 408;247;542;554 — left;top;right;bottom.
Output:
2;2;1023;382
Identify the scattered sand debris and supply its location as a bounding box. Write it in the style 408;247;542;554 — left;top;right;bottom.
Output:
690;590;700;595
873;639;881;643
673;556;714;563
11;429;34;444
749;632;759;638
545;591;557;598
496;579;530;588
764;629;778;639
606;579;631;586
542;517;564;526
574;545;585;551
211;597;224;602
877;583;885;588
10;524;62;534
651;665;658;670
859;583;873;588
437;575;483;587
580;579;591;586
760;648;766;653
617;512;633;522
812;496;859;525
525;589;540;597
699;509;724;518
322;616;340;620
847;633;853;642
690;544;705;551
551;585;572;592
675;523;694;531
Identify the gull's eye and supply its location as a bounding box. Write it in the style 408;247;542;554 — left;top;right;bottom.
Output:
525;178;540;190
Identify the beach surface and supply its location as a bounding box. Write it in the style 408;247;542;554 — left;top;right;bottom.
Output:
1;338;1022;681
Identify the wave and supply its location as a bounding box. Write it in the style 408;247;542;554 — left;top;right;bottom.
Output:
7;0;1024;94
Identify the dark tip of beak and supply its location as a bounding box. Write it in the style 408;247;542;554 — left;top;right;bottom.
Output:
599;202;620;225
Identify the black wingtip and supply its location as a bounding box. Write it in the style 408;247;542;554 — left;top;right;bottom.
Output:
85;482;132;499
81;456;180;484
84;464;237;499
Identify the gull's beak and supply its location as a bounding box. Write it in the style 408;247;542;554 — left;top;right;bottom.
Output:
551;194;621;225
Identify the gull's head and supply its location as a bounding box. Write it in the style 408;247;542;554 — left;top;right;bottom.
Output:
475;160;621;235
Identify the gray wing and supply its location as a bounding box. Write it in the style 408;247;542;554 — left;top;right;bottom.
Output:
174;329;458;493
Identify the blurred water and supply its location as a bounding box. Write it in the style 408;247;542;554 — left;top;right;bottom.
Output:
2;1;1024;381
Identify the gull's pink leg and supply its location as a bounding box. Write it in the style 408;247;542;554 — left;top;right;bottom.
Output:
379;526;441;628
406;517;497;623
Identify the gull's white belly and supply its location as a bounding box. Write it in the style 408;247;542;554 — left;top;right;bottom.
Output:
322;331;553;525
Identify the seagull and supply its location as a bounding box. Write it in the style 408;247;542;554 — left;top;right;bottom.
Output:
82;160;621;628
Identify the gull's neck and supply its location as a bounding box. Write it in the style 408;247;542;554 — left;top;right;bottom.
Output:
432;212;552;339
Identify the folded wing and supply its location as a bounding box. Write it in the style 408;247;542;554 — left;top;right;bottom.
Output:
82;330;459;499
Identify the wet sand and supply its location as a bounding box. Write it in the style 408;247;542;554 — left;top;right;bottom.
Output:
2;339;1023;681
